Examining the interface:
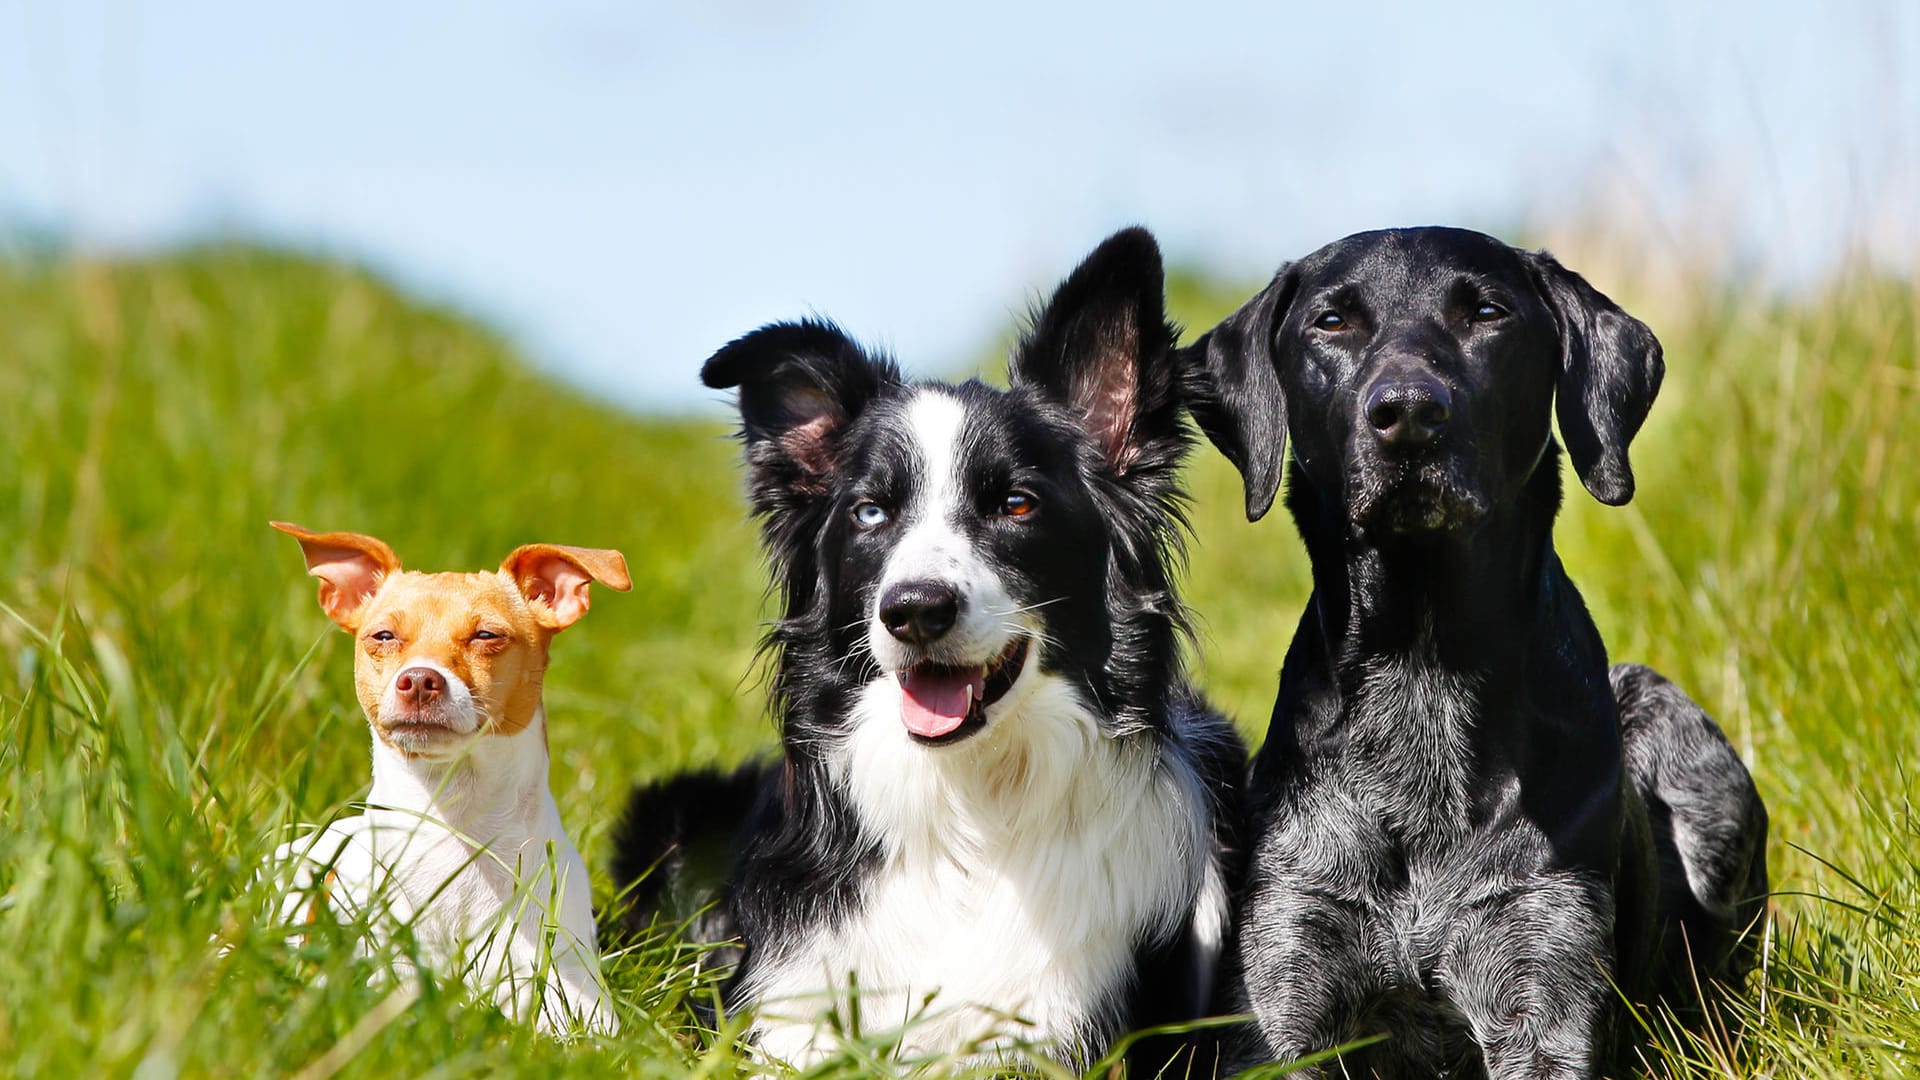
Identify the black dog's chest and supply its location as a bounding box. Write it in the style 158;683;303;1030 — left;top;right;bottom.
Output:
1369;837;1520;975
1350;808;1534;967
1248;757;1604;1075
1248;803;1557;1074
1340;659;1487;846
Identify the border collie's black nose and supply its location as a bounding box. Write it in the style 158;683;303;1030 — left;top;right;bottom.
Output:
1364;373;1452;447
879;582;960;644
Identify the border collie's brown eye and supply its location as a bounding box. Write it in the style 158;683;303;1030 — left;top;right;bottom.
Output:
1001;491;1038;518
370;630;395;642
1314;311;1347;331
1470;302;1509;323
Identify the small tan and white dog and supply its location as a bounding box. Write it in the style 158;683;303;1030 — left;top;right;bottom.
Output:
264;521;628;1035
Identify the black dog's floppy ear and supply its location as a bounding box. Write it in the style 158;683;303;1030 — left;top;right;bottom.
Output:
1179;266;1296;521
700;319;899;500
1526;251;1665;506
1009;226;1182;474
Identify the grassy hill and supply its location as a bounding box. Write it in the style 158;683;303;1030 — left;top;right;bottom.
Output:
0;244;1915;1076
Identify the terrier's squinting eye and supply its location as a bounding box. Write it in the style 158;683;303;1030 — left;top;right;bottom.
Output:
1313;311;1347;331
1000;491;1039;518
852;501;890;528
1470;302;1509;323
369;630;396;642
473;629;502;641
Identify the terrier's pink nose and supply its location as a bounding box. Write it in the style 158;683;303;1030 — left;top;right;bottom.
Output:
394;667;445;708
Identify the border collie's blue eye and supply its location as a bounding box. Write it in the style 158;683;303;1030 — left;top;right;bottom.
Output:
370;630;395;642
1000;491;1038;518
1314;311;1347;331
852;501;890;528
1471;302;1509;323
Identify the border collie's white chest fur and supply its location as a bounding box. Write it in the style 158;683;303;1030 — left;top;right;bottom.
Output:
743;674;1219;1065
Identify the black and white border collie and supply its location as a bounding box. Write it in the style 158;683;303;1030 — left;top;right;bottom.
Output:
613;228;1245;1069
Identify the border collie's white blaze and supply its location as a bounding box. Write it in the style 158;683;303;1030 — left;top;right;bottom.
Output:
612;228;1247;1070
866;391;1028;743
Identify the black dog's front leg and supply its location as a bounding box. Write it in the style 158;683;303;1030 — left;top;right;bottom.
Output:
1231;880;1377;1076
1446;872;1616;1080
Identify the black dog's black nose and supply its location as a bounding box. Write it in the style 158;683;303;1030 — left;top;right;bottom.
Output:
1364;374;1453;447
879;582;961;644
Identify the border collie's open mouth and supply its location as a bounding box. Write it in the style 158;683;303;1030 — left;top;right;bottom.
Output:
895;636;1030;746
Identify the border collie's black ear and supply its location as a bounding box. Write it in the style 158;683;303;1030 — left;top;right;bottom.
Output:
701;320;899;504
1525;251;1664;506
1179;267;1296;521
1009;227;1181;475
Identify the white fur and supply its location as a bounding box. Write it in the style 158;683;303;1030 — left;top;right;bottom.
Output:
867;390;1017;673
1189;850;1231;1010
263;662;617;1035
745;638;1215;1066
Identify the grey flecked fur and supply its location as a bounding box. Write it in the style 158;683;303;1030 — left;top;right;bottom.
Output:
1182;228;1769;1078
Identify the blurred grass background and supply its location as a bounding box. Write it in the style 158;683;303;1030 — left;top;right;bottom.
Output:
0;240;1915;1077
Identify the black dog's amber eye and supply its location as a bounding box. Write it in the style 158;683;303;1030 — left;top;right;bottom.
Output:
1000;491;1039;518
369;630;396;642
1470;302;1508;323
1313;311;1347;331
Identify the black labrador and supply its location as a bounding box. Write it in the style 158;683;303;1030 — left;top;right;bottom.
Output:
1181;227;1769;1078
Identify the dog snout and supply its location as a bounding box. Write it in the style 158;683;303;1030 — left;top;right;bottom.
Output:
879;581;961;645
394;666;446;708
1363;372;1452;448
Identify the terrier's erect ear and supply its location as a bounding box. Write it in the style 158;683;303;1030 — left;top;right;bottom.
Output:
1009;226;1183;474
1526;249;1665;506
500;544;632;632
270;521;402;631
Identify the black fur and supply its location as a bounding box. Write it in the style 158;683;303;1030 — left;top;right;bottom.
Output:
1182;227;1768;1078
609;762;765;954
614;227;1245;1070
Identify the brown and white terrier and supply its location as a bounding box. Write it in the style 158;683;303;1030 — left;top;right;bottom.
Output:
264;521;628;1035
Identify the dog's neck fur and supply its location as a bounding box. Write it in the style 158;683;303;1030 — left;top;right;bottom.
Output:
367;709;553;847
1297;454;1561;667
1278;447;1615;847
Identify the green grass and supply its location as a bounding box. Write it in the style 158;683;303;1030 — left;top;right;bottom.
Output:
0;243;1915;1077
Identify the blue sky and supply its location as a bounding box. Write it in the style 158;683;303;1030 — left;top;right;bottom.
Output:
3;1;1915;409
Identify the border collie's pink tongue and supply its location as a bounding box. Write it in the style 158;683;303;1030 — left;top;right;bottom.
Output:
898;665;987;738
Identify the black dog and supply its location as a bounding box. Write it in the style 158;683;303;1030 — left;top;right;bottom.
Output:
1180;227;1768;1077
613;228;1244;1071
